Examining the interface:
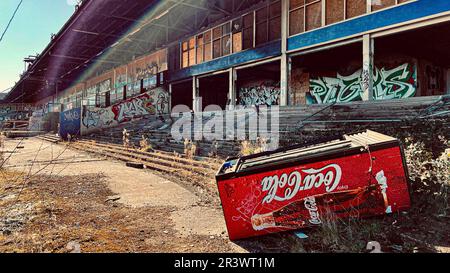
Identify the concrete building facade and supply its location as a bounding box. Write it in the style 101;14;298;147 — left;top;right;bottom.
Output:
3;0;450;135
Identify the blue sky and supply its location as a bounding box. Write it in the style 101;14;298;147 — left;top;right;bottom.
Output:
0;0;75;92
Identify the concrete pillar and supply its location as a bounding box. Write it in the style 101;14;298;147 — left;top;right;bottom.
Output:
168;83;173;112
193;76;201;112
362;34;374;101
228;68;236;110
446;69;450;95
280;0;289;106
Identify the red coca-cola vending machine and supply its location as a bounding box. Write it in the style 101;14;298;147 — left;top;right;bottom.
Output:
216;130;411;240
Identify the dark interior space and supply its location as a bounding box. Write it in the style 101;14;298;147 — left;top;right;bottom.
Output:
171;80;193;111
236;61;281;106
291;42;363;76
376;21;450;96
198;72;229;111
290;43;362;104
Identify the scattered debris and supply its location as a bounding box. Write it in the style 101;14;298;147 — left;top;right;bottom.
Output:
126;162;144;169
366;241;383;253
66;241;81;253
105;195;121;203
294;232;308;239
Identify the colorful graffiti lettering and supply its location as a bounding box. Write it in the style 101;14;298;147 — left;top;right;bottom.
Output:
82;108;114;129
239;82;281;106
81;88;169;134
373;64;417;100
63;109;80;122
156;91;170;115
112;93;155;123
308;63;417;104
60;108;82;139
135;63;158;81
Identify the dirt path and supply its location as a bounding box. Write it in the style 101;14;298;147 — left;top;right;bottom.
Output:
2;137;448;253
1;137;245;253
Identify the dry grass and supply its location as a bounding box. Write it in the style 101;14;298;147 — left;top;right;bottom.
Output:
139;135;153;152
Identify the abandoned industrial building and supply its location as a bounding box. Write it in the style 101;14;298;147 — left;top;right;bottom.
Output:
1;0;450;255
1;0;450;152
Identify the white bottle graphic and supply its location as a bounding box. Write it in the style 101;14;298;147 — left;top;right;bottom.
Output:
376;170;392;214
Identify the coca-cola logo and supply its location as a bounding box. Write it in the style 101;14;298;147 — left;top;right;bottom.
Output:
304;197;322;225
261;164;342;204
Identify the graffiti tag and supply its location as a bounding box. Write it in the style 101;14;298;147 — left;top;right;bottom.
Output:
309;63;416;104
239;82;281;106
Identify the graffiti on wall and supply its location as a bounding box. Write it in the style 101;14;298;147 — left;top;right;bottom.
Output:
0;104;34;122
60;108;82;139
112;93;154;123
239;82;281;106
81;87;169;134
115;74;127;89
308;63;417;104
135;63;159;81
82;108;115;129
86;79;112;95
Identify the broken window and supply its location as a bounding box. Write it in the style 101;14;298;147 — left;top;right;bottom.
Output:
204;30;212;61
346;0;367;19
289;0;323;36
372;0;396;11
232;18;243;53
326;0;345;25
196;35;204;64
181;37;196;68
242;13;254;50
255;1;281;46
211;22;233;58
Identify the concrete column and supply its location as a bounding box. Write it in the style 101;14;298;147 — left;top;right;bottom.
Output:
446;69;450;95
228;68;236;110
362;34;374;101
168;83;173;112
193;76;201;112
280;0;289;106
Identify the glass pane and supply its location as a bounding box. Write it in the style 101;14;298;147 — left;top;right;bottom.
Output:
243;28;253;49
243;13;254;28
204;42;212;61
182;52;189;68
346;0;367;19
189;49;196;66
213;39;221;58
213;26;222;39
197;45;204;64
256;22;268;45
306;1;322;31
222;35;231;56
290;0;304;9
256;7;268;23
222;23;231;35
204;30;212;42
289;8;304;35
372;0;396;11
326;0;345;25
269;17;281;41
189;38;195;49
269;1;281;18
232;32;242;53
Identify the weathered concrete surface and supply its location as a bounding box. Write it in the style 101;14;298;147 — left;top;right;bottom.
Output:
3;137;245;252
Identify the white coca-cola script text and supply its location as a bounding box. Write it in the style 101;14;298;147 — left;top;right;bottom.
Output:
261;164;342;204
